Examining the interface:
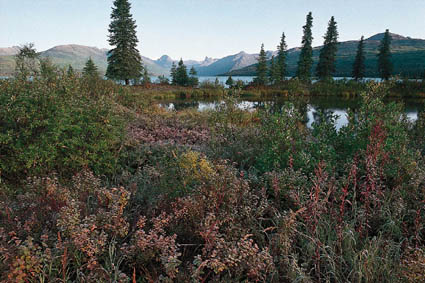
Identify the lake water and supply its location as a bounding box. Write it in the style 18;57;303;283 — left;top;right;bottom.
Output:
151;76;256;85
151;76;387;86
159;96;425;130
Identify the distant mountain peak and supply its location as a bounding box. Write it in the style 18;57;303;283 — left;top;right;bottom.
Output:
367;32;408;41
265;50;278;58
200;56;217;66
154;55;177;70
157;55;173;63
159;54;172;60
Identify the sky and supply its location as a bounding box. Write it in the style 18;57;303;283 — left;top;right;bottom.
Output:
1;0;425;61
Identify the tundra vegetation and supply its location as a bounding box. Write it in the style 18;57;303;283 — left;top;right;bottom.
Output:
1;48;425;282
1;5;425;283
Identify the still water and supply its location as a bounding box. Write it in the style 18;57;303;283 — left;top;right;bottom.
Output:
159;96;425;130
151;76;385;86
151;76;255;85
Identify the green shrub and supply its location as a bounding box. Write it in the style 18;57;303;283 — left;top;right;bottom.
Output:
0;77;124;184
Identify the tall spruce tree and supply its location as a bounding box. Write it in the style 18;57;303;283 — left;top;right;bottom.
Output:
268;56;280;85
170;62;177;85
296;12;314;81
106;0;142;85
189;66;199;87
175;59;189;86
277;32;288;82
352;36;366;80
316;16;339;80
377;29;393;80
256;43;268;86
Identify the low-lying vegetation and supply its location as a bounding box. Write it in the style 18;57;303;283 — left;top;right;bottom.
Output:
1;72;425;282
130;78;425;102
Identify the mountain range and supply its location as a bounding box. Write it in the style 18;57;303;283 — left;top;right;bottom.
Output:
225;33;425;78
1;32;425;77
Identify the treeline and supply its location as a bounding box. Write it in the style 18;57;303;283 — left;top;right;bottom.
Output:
254;13;395;85
169;59;199;87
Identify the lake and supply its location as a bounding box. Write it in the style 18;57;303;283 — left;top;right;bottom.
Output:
151;76;388;86
151;75;256;85
159;96;425;130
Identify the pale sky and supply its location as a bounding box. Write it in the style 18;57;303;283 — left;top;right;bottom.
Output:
1;0;424;60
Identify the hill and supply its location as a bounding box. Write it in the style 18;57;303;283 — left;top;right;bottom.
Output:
225;32;425;78
0;45;171;76
39;44;109;73
0;46;20;56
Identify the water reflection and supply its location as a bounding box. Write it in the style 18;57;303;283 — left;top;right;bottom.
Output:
159;97;425;129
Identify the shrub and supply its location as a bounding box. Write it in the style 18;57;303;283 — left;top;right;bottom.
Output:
0;76;124;184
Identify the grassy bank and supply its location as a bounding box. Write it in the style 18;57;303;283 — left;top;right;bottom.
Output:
1;74;425;281
129;78;425;102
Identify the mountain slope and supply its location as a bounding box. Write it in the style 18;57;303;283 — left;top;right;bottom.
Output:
226;33;425;78
0;44;171;76
0;46;20;56
153;55;212;71
0;56;15;75
194;51;259;76
39;44;109;73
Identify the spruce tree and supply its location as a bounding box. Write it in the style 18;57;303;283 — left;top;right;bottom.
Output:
67;65;75;77
352;36;366;81
189;66;199;87
158;75;170;85
142;67;150;85
83;57;99;78
106;0;142;85
268;56;276;84
377;29;393;80
277;32;288;82
256;43;268;86
225;75;234;88
170;62;177;85
268;56;280;85
175;59;189;86
316;16;339;80
296;12;314;81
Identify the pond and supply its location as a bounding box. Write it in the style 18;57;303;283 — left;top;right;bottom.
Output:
158;96;425;130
